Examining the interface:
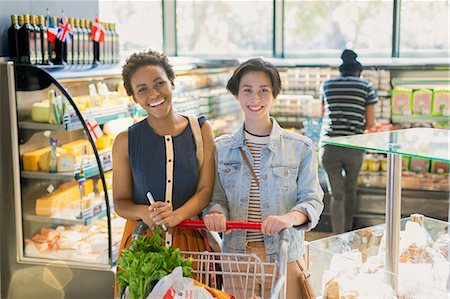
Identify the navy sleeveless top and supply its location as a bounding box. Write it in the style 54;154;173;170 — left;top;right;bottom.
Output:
128;115;207;210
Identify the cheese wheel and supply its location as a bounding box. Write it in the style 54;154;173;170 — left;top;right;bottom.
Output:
31;102;50;123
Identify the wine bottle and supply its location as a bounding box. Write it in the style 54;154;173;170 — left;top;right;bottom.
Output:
8;14;20;62
76;19;85;64
112;23;120;64
31;15;43;64
37;16;50;64
54;18;66;64
18;14;33;64
66;18;74;64
85;20;94;64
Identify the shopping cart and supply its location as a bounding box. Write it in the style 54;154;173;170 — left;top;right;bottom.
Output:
117;220;289;299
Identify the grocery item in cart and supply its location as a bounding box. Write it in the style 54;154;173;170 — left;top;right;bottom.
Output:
116;227;193;299
118;220;289;299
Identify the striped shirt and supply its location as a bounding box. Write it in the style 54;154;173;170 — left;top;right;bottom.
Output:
244;130;269;242
320;76;378;138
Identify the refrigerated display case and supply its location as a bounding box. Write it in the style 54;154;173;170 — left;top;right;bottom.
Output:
314;128;450;297
0;59;240;298
309;215;449;298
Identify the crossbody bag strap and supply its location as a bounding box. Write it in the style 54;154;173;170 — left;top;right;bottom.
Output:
188;115;204;170
239;147;260;188
296;259;311;279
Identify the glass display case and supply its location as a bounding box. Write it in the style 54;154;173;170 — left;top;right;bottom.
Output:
2;60;240;298
320;128;450;297
309;215;449;298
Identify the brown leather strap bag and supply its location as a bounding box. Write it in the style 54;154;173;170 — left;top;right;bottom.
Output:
296;259;316;299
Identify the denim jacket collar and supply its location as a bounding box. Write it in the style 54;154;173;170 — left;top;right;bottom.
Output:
229;117;282;153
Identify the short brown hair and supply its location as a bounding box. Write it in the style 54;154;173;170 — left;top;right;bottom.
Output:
226;58;282;98
122;49;175;96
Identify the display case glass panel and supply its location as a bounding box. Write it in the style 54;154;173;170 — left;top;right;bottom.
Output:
324;128;450;162
309;216;449;297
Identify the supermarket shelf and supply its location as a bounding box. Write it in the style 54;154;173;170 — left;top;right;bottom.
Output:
18;121;66;131
19;110;130;132
64;110;130;131
21;151;112;180
23;206;107;226
377;90;391;97
357;185;449;199
392;115;449;123
21;165;112;181
280;90;318;96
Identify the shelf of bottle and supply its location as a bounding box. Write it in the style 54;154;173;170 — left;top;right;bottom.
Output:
21;151;112;181
391;115;449;123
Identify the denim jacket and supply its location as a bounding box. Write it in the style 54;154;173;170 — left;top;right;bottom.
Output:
205;118;324;262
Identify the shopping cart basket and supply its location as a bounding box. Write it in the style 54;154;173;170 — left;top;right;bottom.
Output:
117;220;288;299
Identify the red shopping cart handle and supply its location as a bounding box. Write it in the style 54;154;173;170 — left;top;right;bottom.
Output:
176;219;262;231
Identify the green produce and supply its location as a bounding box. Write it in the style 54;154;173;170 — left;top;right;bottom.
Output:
117;227;193;299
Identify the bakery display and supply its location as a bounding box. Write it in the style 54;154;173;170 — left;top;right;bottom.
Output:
310;215;449;298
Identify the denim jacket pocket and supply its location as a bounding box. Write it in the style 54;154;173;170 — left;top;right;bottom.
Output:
271;165;297;192
218;162;241;189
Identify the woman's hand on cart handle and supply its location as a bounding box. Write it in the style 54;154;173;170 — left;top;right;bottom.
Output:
203;212;231;234
177;219;262;231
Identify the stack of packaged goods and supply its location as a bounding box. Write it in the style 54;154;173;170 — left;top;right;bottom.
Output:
391;87;449;122
359;154;449;191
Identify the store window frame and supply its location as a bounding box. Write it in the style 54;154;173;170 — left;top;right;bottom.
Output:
99;0;447;60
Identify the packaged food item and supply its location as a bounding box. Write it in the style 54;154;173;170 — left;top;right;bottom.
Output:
367;155;381;172
31;101;50;123
35;180;94;216
431;89;449;116
49;137;58;173
391;87;413;115
412;88;432;115
61;139;92;156
48;89;60;124
430;161;449;174
409;158;429;174
402;156;410;171
23;147;52;171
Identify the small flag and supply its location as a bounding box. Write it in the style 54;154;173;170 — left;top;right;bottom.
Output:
46;10;57;42
91;17;105;43
86;118;103;141
57;13;73;43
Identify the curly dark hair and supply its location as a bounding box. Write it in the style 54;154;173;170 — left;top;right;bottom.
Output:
122;49;175;97
226;58;282;98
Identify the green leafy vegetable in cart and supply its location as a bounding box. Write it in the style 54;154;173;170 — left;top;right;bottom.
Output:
117;227;193;299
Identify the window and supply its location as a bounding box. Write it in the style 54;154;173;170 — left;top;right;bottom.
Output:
100;0;163;61
399;0;450;58
176;0;273;57
284;1;393;58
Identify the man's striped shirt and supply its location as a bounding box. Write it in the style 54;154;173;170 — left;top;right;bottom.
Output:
320;76;378;138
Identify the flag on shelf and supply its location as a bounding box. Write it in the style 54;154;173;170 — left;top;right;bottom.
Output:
91;17;105;43
46;10;57;42
57;13;73;43
86;118;103;141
